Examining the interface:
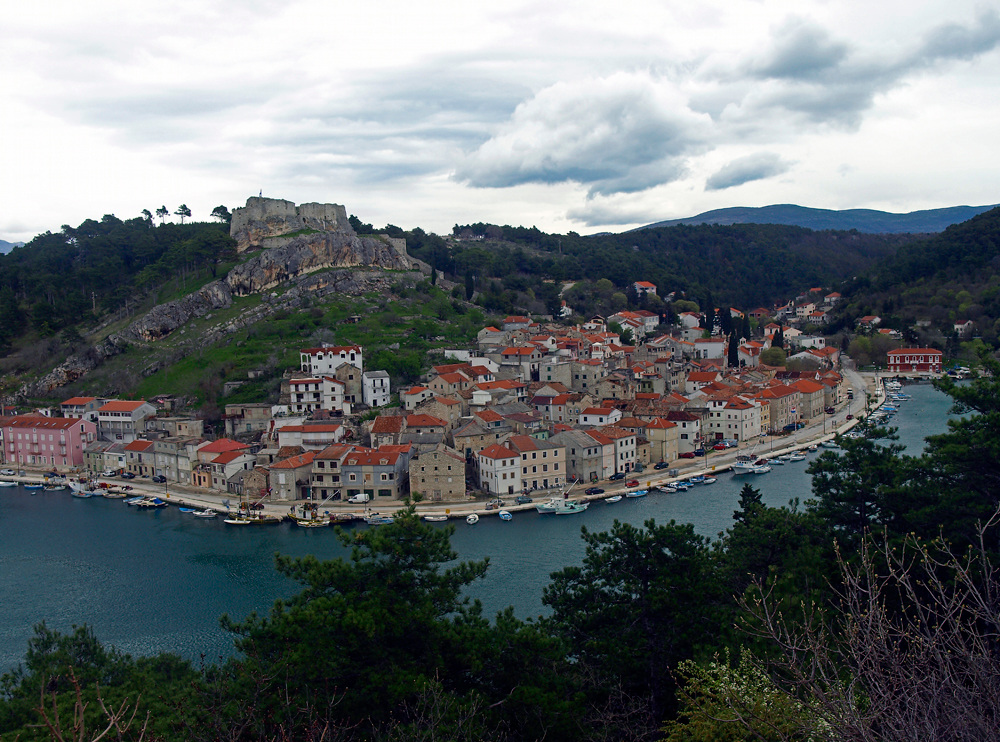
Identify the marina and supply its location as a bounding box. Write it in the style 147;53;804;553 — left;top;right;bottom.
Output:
0;380;955;672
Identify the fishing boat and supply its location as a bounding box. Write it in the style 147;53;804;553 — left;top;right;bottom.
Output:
466;513;479;524
225;512;283;525
44;484;67;491
732;453;760;474
363;513;394;525
605;494;623;503
536;496;589;515
71;489;95;498
294;516;332;528
193;509;217;518
23;483;43;490
625;489;648;498
135;497;167;509
498;510;513;521
422;514;449;522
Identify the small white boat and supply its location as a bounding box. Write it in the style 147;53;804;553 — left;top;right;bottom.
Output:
364;513;394;525
124;496;145;505
0;481;16;488
655;484;677;493
498;510;512;521
787;452;806;462
71;490;95;498
605;495;623;503
807;444;818;452
626;489;648;498
422;514;449;522
193;509;217;518
770;457;785;465
466;513;480;524
751;465;772;474
701;477;717;484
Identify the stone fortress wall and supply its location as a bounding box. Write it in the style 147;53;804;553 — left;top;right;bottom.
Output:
230;197;350;253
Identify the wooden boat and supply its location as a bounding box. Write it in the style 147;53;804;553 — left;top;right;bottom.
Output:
293;516;332;528
224;512;282;525
71;490;96;498
498;510;512;521
44;484;67;491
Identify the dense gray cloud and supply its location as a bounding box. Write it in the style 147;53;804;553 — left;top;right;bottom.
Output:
752;19;850;80
455;73;711;196
705;153;790;191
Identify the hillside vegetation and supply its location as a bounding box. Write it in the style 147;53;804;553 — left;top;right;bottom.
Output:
830;206;1000;347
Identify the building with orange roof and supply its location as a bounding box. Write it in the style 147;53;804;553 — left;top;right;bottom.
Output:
96;400;157;444
2;415;97;469
476;443;521;495
60;397;104;422
507;434;566;492
124;439;156;477
401;385;434;410
299;344;363;375
887;348;943;375
340;447;409;500
270;451;317;501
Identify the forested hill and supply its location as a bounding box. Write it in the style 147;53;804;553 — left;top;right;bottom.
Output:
0;215;235;352
434;221;913;310
832;206;1000;345
638;203;998;234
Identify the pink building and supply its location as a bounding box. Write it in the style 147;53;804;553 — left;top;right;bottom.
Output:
2;415;97;469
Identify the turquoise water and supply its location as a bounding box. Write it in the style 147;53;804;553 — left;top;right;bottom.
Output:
0;381;956;672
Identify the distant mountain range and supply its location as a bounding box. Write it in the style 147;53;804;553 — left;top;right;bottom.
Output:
0;240;23;255
638;204;999;234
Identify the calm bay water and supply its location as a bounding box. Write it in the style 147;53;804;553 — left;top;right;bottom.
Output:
0;382;957;672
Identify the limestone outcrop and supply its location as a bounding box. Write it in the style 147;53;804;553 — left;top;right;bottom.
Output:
225;231;411;296
230;197;349;253
122;280;234;342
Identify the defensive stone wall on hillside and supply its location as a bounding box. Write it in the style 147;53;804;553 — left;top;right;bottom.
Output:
230;196;350;252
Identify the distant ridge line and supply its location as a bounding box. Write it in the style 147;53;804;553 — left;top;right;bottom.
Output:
635;203;1000;234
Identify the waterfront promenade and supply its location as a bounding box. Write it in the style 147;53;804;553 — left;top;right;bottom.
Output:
1;368;899;522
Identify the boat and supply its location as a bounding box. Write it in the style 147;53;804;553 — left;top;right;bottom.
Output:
821;440;839;449
294;516;332;528
225;512;283;525
701;477;717;484
124;496;145;505
751;464;772;474
193;509;217;518
807;444;818;452
71;490;95;498
770;456;785;465
23;483;43;490
787;452;806;462
498;510;512;521
135;497;167;509
364;513;394;525
605;495;623;503
0;481;16;488
466;513;479;524
732;453;760;474
178;507;197;513
673;481;691;491
535;496;589;515
625;489;648;498
422;514;449;522
655;484;676;493
688;475;706;484
43;484;67;491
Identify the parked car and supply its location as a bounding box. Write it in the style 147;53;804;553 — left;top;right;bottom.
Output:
626;479;639;487
514;494;533;504
654;461;669;469
846;414;854;420
151;475;166;483
102;469;118;477
693;449;706;456
120;472;136;479
585;487;605;495
485;498;505;510
347;493;370;504
713;443;727;450
0;468;14;476
783;423;805;432
609;472;625;481
825;406;836;414
679;452;696;459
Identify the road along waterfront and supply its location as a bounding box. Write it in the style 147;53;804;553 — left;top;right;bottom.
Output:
0;377;953;672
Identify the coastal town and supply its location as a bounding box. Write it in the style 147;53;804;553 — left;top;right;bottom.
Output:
0;281;945;521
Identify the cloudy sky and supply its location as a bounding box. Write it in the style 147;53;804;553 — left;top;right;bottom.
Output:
2;0;998;242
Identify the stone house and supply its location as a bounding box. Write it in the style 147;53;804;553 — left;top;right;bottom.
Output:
409;445;466;501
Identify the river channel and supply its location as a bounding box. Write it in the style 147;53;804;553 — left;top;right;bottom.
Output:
0;381;957;672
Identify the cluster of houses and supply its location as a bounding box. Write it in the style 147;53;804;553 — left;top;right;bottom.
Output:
0;282;946;505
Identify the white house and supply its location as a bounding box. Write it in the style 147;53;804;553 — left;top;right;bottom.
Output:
477;443;521;495
579;407;623;427
299;345;363;375
288;376;349;415
362;370;391;408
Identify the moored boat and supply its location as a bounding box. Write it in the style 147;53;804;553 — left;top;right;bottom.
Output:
605;494;623;503
625;489;647;498
0;481;16;488
701;476;717;484
422;514;449;522
193;509;217;518
466;513;479;524
498;510;512;521
23;483;43;490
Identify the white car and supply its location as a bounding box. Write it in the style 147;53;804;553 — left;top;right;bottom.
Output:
347;493;370;504
0;469;14;476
